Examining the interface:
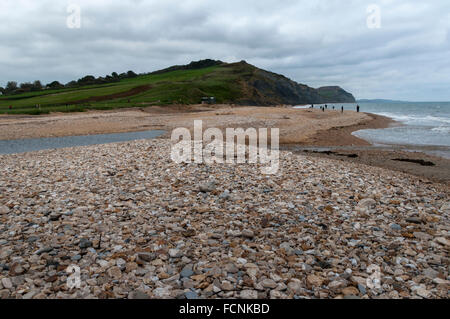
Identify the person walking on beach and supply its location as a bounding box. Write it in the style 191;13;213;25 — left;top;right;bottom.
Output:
357;105;360;113
341;106;344;113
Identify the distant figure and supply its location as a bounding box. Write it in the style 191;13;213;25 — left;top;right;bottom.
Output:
322;106;325;112
341;106;344;113
357;105;360;113
325;104;328;109
311;104;314;108
332;106;335;110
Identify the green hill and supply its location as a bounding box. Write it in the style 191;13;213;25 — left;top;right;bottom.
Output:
0;60;355;114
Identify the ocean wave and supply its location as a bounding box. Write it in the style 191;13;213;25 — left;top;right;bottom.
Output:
376;112;450;124
431;126;450;133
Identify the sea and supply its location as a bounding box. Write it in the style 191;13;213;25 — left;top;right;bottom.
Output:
295;101;450;158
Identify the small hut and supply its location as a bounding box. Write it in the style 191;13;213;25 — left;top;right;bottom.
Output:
201;97;216;104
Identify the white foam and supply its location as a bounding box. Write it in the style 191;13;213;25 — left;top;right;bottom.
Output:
431;126;450;133
376;112;450;125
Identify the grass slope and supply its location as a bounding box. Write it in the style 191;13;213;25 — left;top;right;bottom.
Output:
0;65;243;114
0;60;354;114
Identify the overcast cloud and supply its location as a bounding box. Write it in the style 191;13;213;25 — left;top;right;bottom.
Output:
1;0;449;100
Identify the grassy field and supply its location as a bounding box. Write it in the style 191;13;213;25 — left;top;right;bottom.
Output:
0;65;246;115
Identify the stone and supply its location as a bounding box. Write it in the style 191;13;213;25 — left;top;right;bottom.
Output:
433;278;450;285
49;212;62;221
23;291;37;299
357;198;376;210
287;279;302;294
423;268;439;279
357;283;366;295
221;281;234;291
137;252;156;262
79;238;93;249
413;232;433;241
242;229;255;239
168;248;181;258
199;181;216;193
225;263;239;274
153;287;171;298
270;290;284;299
219;190;231;200
0;205;9;215
414;285;431;298
307;275;324;287
71;255;82;261
180;265;194;278
9;263;25;276
261;279;277;289
342;286;359;296
390;224;402;231
36;247;53;255
405;217;422;224
237;258;247;265
1;278;12;289
240;290;258;299
107;266;122;280
435;237;450;247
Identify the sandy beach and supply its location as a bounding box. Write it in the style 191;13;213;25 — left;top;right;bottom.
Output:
1;105;449;184
0;105;379;143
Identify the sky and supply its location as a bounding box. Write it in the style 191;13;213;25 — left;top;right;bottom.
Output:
0;0;449;101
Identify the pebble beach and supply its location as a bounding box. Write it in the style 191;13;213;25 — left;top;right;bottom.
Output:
0;139;448;299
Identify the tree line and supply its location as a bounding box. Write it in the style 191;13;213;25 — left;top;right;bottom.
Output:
0;70;138;96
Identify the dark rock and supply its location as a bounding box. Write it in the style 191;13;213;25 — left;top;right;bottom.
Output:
79;238;93;249
49;213;61;221
406;217;422;224
358;283;367;295
71;255;82;261
180;265;194;278
36;247;53;255
27;236;39;243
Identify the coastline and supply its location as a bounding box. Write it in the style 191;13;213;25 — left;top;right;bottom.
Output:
286;112;450;184
293;112;398;147
0;105;449;184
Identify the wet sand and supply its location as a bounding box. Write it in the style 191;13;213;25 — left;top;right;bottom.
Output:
287;112;450;185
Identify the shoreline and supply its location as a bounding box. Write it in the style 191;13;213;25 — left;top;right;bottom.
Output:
1;105;449;184
286;112;450;185
293;112;398;147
